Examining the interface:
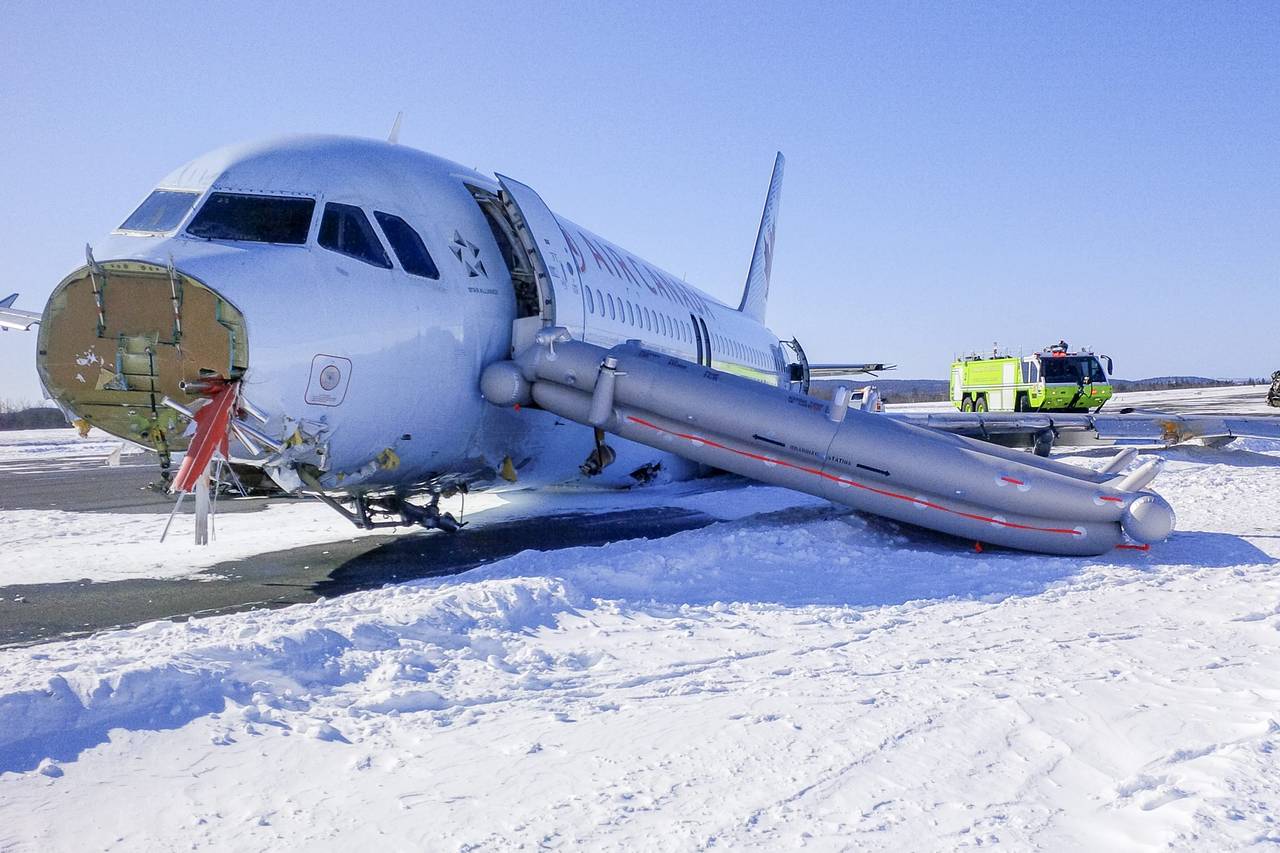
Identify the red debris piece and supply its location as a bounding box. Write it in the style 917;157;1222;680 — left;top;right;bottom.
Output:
171;382;237;494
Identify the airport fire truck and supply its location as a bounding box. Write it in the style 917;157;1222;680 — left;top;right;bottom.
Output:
950;342;1114;413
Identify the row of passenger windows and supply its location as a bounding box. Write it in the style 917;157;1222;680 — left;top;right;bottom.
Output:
584;286;770;369
720;336;770;369
121;190;440;279
585;287;692;345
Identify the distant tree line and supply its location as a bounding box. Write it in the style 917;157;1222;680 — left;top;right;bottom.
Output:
1109;377;1270;393
0;401;68;430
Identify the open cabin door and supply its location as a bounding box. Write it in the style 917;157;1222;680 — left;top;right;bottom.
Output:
781;338;810;394
495;175;586;352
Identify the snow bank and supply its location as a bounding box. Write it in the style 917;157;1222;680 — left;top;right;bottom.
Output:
0;449;1277;849
0;575;580;775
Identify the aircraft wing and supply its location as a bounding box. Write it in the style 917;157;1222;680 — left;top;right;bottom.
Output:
0;293;40;331
888;409;1280;447
809;363;896;377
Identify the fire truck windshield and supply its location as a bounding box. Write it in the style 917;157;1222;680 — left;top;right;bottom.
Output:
1042;356;1107;383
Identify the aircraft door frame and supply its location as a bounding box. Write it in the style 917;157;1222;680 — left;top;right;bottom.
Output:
495;175;586;349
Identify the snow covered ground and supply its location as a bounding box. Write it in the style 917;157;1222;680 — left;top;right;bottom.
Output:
0;426;147;466
1;395;1279;849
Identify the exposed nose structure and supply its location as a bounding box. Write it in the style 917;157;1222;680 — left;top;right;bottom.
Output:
36;258;248;466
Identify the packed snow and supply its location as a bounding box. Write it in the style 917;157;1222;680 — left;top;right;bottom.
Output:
1;392;1278;850
0;426;146;465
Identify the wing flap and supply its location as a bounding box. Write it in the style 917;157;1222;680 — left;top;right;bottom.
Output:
809;363;897;378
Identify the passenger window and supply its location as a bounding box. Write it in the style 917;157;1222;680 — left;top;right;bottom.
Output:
595;289;605;316
585;287;595;314
319;203;392;268
607;293;616;321
374;212;439;279
187;193;315;244
626;301;635;326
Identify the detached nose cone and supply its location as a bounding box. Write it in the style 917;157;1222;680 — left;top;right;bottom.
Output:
36;260;248;451
1121;493;1176;544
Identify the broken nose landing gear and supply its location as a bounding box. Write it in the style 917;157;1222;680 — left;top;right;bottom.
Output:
341;492;466;533
390;494;464;533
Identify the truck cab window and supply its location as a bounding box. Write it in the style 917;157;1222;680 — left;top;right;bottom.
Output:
319;203;392;268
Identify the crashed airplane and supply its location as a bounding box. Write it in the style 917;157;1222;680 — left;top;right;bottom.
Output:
4;134;1279;554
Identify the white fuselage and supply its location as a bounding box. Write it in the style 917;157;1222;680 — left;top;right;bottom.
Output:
63;135;788;493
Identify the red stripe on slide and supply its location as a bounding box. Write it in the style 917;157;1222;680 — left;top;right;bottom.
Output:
625;416;1082;537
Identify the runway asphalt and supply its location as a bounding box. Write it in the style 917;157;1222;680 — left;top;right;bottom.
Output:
0;451;715;647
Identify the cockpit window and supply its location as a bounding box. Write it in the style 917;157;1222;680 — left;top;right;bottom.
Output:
374;211;440;279
186;193;315;244
319;203;392;268
119;189;201;233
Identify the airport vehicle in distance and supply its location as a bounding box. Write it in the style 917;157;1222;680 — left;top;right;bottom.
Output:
1269;370;1280;407
950;342;1113;413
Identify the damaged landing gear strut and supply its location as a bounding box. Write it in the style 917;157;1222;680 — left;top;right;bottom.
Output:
300;476;466;533
580;427;616;477
351;493;466;533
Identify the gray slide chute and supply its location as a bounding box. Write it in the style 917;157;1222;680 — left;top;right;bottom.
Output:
481;332;1175;556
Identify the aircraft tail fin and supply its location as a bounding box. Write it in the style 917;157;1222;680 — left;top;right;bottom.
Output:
737;152;784;323
0;293;15;309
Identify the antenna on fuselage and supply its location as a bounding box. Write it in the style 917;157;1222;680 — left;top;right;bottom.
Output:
388;111;404;144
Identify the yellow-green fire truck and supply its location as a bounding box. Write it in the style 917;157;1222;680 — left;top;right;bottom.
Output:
950;342;1114;413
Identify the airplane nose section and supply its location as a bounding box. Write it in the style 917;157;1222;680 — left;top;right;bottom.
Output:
36;260;248;453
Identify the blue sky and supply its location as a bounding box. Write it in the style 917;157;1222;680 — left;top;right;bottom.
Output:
1;2;1276;402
